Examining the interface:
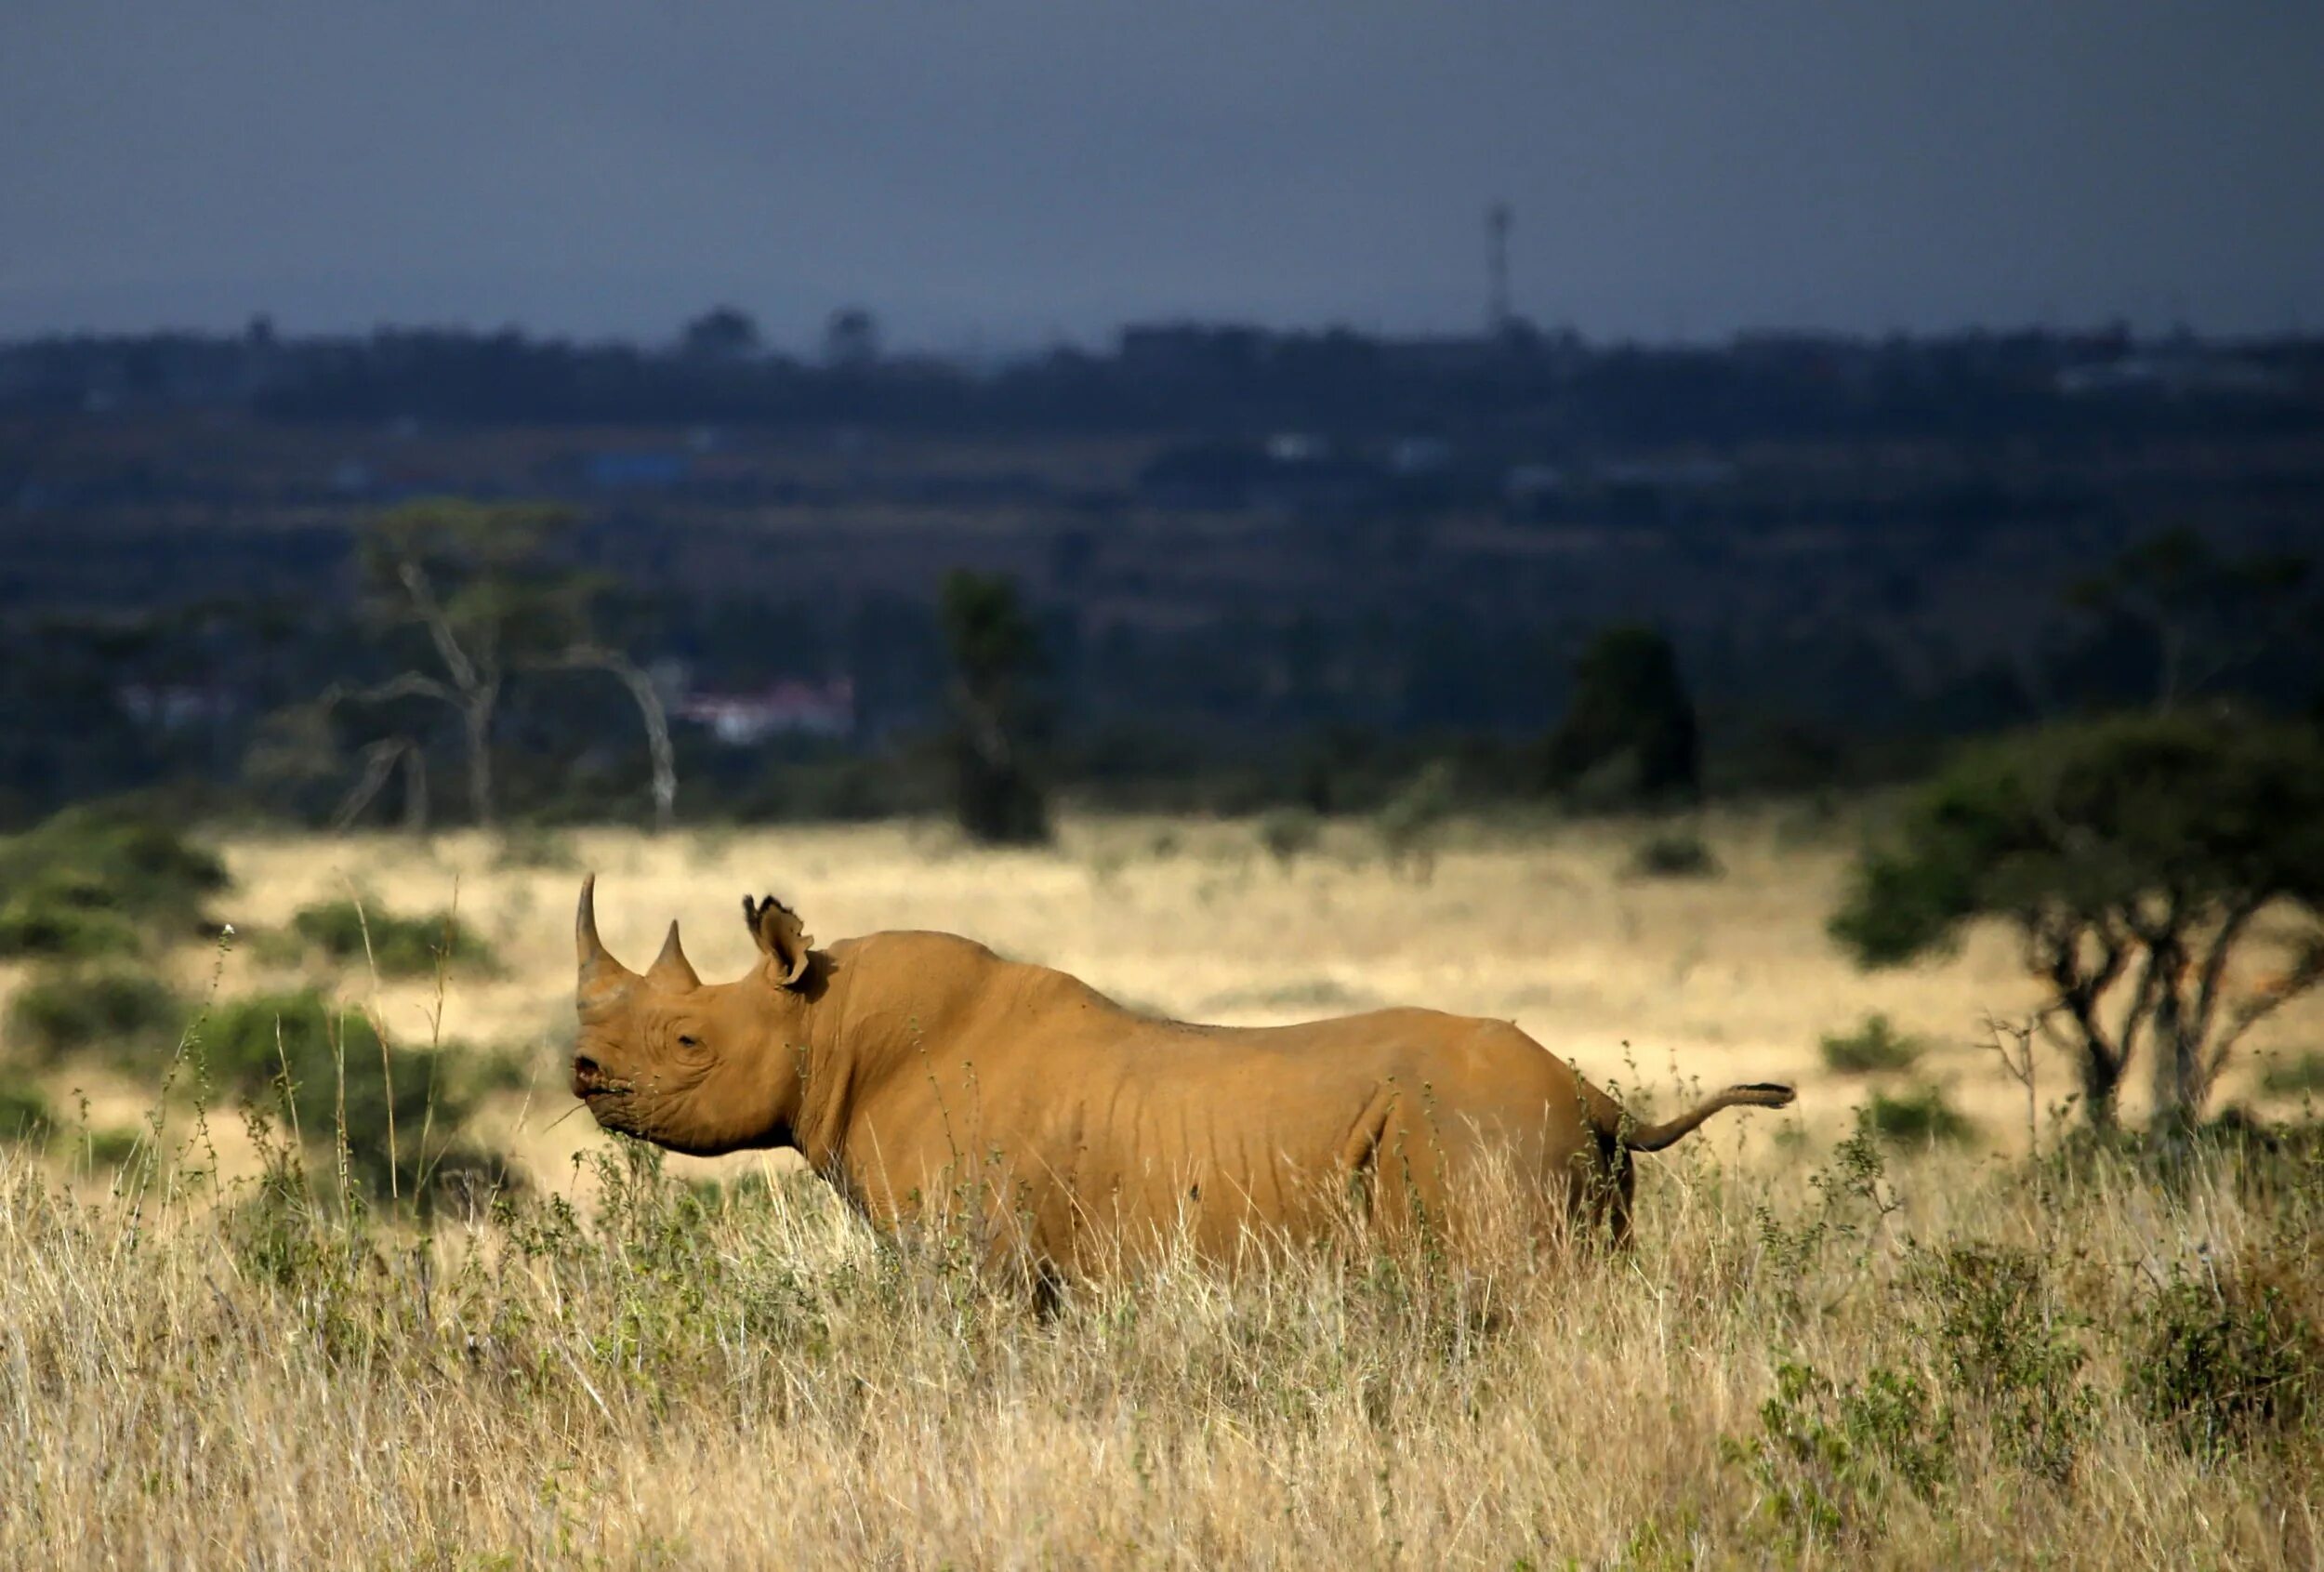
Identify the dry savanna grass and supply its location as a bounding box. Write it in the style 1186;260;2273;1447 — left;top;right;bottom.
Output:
3;812;2322;1566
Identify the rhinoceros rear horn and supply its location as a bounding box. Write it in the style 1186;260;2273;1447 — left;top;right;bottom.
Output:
647;919;703;991
575;874;635;997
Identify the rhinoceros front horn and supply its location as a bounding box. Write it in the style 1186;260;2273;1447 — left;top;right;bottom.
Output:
576;874;634;997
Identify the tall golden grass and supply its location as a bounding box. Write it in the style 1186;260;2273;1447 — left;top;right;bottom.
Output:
1;812;2319;1565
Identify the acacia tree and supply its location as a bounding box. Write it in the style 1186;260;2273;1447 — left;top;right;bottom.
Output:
1829;712;2324;1130
323;500;677;830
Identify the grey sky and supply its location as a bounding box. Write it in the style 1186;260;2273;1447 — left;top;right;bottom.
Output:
3;1;2318;351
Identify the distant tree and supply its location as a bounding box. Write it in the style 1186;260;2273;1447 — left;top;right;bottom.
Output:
1546;626;1699;806
0;620;165;826
322;500;678;830
939;570;1049;845
1829;712;2324;1130
823;307;881;371
2067;527;2310;711
680;306;763;363
322;500;561;827
532;643;679;832
328;732;430;834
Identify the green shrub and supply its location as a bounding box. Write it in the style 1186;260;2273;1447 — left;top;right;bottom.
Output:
191;989;484;1199
1374;762;1456;879
1732;1243;2096;1549
5;965;186;1063
493;825;580;871
0;1081;51;1143
1727;1359;1948;1548
26;804;225;905
1255;808;1323;868
80;1126;144;1169
286;897;496;978
0;890;142;959
0;805;227;958
1627;828;1721;879
1910;1244;2094;1479
2133;1262;2322;1455
416;1038;537;1103
1819;1013;1923;1075
1866;1085;1975;1147
2261;1051;2324;1098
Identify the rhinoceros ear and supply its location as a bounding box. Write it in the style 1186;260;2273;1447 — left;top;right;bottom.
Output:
742;892;813;988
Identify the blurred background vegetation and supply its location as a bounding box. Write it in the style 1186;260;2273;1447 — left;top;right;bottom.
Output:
3;317;2322;843
6;315;2324;1169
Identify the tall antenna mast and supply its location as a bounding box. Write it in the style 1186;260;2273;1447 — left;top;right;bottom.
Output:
1486;202;1512;336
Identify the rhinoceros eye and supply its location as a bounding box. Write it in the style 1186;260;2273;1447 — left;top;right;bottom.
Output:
677;1034;701;1049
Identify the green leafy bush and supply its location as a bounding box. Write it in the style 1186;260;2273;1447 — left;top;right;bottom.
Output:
1819;1013;1923;1075
1628;828;1721;879
1255;807;1323;868
461;1042;539;1097
1727;1360;1948;1548
1911;1244;2094;1479
80;1126;144;1169
0;1081;51;1143
493;825;581;871
286;897;496;978
2133;1261;2322;1455
5;965;186;1063
1374;761;1456;879
0;892;142;959
2261;1051;2324;1098
191;989;485;1199
1866;1085;1975;1147
0;805;228;958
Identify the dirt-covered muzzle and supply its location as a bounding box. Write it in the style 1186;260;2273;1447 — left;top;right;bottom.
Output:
570;1052;629;1100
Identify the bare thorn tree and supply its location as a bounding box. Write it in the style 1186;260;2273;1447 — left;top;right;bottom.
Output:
328;734;429;834
2067;527;2311;712
323;499;678;832
528;645;677;832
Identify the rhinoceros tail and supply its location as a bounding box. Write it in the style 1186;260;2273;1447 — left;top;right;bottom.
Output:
1618;1082;1795;1153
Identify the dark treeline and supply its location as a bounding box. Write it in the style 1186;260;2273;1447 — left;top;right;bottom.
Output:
7;312;2324;443
5;310;2324;833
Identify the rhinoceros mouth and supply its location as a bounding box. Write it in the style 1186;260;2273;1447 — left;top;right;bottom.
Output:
571;1055;635;1101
